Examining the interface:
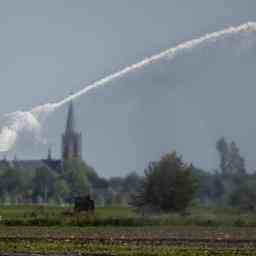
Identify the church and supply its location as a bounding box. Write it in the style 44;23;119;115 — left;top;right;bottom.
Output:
0;101;83;172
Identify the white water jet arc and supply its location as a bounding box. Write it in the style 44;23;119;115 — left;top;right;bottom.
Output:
0;22;256;152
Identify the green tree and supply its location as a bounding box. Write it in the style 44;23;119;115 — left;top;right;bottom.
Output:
131;152;197;213
192;168;225;206
32;167;57;203
0;168;27;203
63;159;90;198
230;181;256;211
53;178;70;204
216;137;246;176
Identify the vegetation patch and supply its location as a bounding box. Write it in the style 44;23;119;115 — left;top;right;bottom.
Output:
0;239;255;255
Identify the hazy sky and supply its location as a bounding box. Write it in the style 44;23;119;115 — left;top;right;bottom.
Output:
1;1;256;177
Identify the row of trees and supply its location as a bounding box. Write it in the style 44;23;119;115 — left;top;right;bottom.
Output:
129;137;256;213
195;137;255;210
0;160;107;205
0;137;255;212
0;158;142;206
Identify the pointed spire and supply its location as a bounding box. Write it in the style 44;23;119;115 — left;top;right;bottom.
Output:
65;101;76;133
47;148;52;160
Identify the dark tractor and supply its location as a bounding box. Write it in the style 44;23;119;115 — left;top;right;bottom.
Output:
74;195;95;213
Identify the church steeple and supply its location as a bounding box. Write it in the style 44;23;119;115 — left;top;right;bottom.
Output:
47;148;52;160
65;101;76;133
62;101;82;161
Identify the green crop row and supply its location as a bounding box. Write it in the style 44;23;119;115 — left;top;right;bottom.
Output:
0;240;255;255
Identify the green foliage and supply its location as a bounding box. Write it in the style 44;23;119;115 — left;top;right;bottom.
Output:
108;172;143;205
131;152;197;213
216;137;246;176
32;167;57;203
63;159;93;198
192;169;225;205
230;180;256;211
214;138;256;210
0;168;28;203
0;137;255;210
3;205;256;229
0;159;101;204
53;178;70;203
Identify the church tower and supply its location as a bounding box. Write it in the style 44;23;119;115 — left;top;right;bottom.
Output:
62;101;82;160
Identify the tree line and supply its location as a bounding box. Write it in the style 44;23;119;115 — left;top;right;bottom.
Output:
0;137;255;212
130;137;256;213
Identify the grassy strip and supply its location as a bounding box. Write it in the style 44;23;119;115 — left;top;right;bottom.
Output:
0;206;136;219
3;216;256;227
2;205;256;227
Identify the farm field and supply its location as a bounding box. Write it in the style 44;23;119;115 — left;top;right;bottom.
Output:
1;206;256;255
1;226;256;255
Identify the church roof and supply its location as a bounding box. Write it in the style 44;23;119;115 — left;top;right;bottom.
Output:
0;159;62;173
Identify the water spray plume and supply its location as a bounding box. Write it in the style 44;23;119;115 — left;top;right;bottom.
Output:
0;22;256;152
